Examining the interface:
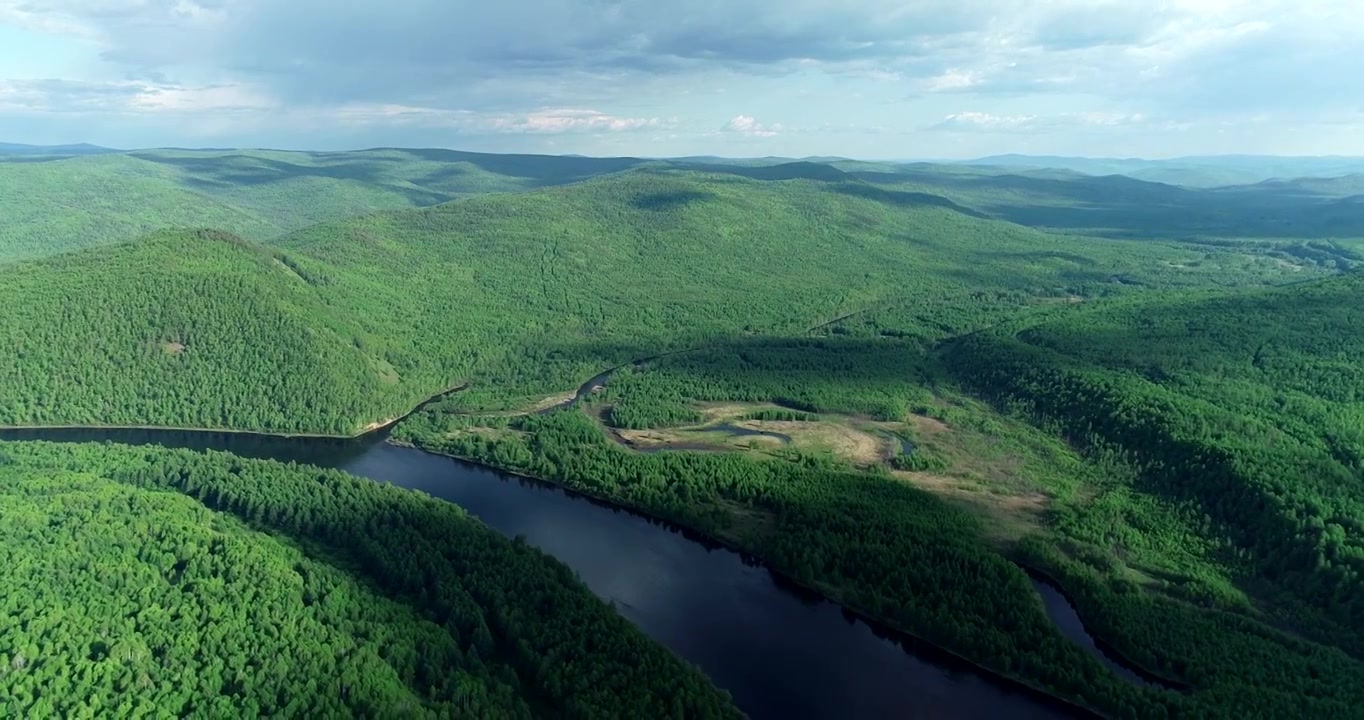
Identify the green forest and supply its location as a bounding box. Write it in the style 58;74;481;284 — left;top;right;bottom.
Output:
393;325;1364;719
944;273;1364;656
2;147;1363;718
0;441;737;719
0;166;1318;433
0;149;646;261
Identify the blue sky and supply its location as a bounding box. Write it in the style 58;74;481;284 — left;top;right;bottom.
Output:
1;0;1361;158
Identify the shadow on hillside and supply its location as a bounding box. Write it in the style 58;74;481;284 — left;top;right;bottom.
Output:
398;148;647;185
670;160;851;183
131;151;459;206
830;183;991;218
848;170;1364;239
492;334;943;416
133;151;413;186
632;188;718;211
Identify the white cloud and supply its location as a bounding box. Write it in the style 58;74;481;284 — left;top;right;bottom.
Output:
0;78;273;114
3;0;1364;155
920;69;980;92
931;111;1152;134
489;108;666;134
327;105;666;134
722;115;781;136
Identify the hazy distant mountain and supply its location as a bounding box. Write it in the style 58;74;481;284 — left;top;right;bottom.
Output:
964;154;1364;188
0;142;117;156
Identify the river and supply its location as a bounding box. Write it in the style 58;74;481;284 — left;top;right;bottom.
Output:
2;426;1096;719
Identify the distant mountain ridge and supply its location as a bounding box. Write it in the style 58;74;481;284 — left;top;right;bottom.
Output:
961;153;1364;187
0;142;117;155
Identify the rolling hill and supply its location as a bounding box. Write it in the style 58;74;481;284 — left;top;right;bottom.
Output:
0;148;652;261
0;166;1307;434
844;165;1364;247
6;150;1364;719
0;141;116;156
965;154;1364;187
9;147;1364;264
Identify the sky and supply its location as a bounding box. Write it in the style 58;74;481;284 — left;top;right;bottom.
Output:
0;0;1361;159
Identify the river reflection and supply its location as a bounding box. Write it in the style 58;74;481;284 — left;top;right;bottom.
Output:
3;427;1086;719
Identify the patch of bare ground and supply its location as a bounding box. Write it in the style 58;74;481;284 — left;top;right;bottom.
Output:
894;470;1047;544
614;427;734;453
694;402;788;423
739;419;888;466
616;428;680;449
367;356;400;385
904;413;949;436
360;417;397;433
522;391;576;413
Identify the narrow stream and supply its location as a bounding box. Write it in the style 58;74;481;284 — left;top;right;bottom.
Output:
1029;576;1179;690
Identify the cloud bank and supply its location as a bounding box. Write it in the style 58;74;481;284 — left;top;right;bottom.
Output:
0;0;1360;156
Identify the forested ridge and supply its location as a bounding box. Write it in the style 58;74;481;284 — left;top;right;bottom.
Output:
0;149;650;261
0;229;456;434
0;441;738;718
0;166;1301;434
943;273;1364;655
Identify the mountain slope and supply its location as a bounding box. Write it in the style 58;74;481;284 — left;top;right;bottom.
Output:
10;148;1364;263
0;168;1317;433
0;229;443;434
0;148;652;262
0;141;116;155
0;155;281;260
851;166;1364;246
277;167;1305;408
945;272;1364;655
966;154;1364;187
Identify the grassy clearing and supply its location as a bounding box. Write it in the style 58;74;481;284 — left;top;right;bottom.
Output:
584;395;1085;546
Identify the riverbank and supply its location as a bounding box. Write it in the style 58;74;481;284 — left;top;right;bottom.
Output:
0;357;1135;717
0;382;469;440
1015;561;1191;691
387;435;1110;720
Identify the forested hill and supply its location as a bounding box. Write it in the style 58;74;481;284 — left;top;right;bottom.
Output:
845;167;1364;247
0;149;650;262
8;147;1364;265
0;441;739;717
0;166;1300;435
944;271;1364;655
0;229;447;433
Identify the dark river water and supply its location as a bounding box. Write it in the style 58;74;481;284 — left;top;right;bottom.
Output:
2;426;1100;719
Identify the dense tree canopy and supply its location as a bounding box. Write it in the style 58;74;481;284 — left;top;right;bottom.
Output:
4;156;1362;719
395;324;1364;719
945;273;1364;657
0;168;1311;434
0;441;739;719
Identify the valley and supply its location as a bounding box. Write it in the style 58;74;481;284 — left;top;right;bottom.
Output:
2;147;1362;719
